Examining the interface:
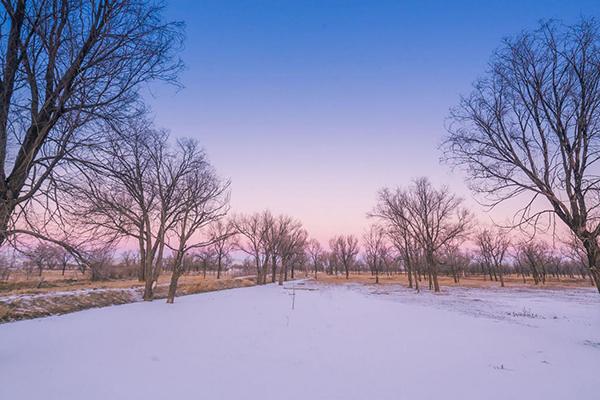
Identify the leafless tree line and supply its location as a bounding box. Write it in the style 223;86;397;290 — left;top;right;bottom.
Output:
370;177;472;292
232;211;308;286
54;117;231;302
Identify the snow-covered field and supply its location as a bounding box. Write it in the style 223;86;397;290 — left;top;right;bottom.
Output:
1;282;599;400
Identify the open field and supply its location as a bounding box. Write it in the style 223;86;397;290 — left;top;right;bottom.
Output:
1;282;598;400
316;272;595;290
0;271;594;323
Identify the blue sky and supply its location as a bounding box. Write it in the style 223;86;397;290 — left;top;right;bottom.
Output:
147;0;600;241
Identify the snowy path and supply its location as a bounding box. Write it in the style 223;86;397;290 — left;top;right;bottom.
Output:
1;283;599;400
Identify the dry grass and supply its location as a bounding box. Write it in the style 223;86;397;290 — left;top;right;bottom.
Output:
0;270;250;296
0;270;136;294
0;273;255;323
314;273;594;290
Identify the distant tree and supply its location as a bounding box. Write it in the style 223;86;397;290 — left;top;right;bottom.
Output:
372;178;472;292
0;252;12;281
24;243;54;277
371;195;421;290
86;247;115;282
475;228;510;287
439;242;471;284
306;239;323;279
329;234;359;279
363;225;387;284
274;216;307;285
233;211;273;285
196;247;217;279
516;241;548;285
207;220;238;279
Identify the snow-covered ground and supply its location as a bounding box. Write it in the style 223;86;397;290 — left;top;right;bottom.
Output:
1;282;598;400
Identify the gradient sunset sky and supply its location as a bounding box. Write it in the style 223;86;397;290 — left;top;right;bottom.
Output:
147;0;600;242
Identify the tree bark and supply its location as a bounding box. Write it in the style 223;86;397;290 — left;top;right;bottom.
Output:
582;237;600;294
166;270;181;304
278;260;285;286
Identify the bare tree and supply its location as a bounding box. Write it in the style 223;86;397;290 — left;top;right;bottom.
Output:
0;0;183;246
274;216;307;285
61;120;229;302
444;19;600;292
195;247;217;279
363;224;387;284
233;211;273;285
0;251;13;281
85;245;116;281
207;219;237;280
372;178;472;292
62;120;169;300
439;242;470;284
306;239;323;279
516;240;548;285
23;242;56;277
562;232;596;284
371;193;421;290
164;140;230;303
475;228;510;287
329;234;359;279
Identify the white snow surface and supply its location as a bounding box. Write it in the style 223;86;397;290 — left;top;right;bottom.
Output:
1;282;599;400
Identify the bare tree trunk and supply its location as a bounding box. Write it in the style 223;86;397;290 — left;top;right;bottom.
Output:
406;261;413;288
428;252;440;292
497;265;505;287
451;265;458;283
143;234;156;301
413;265;420;292
138;237;146;282
143;259;154;301
0;208;13;247
166;270;181;304
432;267;440;292
255;256;262;285
583;237;600;293
278;260;285;286
216;256;222;279
427;268;433;290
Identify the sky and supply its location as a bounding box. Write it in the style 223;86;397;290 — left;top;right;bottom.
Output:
146;0;600;243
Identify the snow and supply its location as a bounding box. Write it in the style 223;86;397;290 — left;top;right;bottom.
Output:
0;287;143;304
1;282;599;400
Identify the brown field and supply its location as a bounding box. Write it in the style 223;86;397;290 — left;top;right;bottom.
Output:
0;269;251;296
314;272;595;290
